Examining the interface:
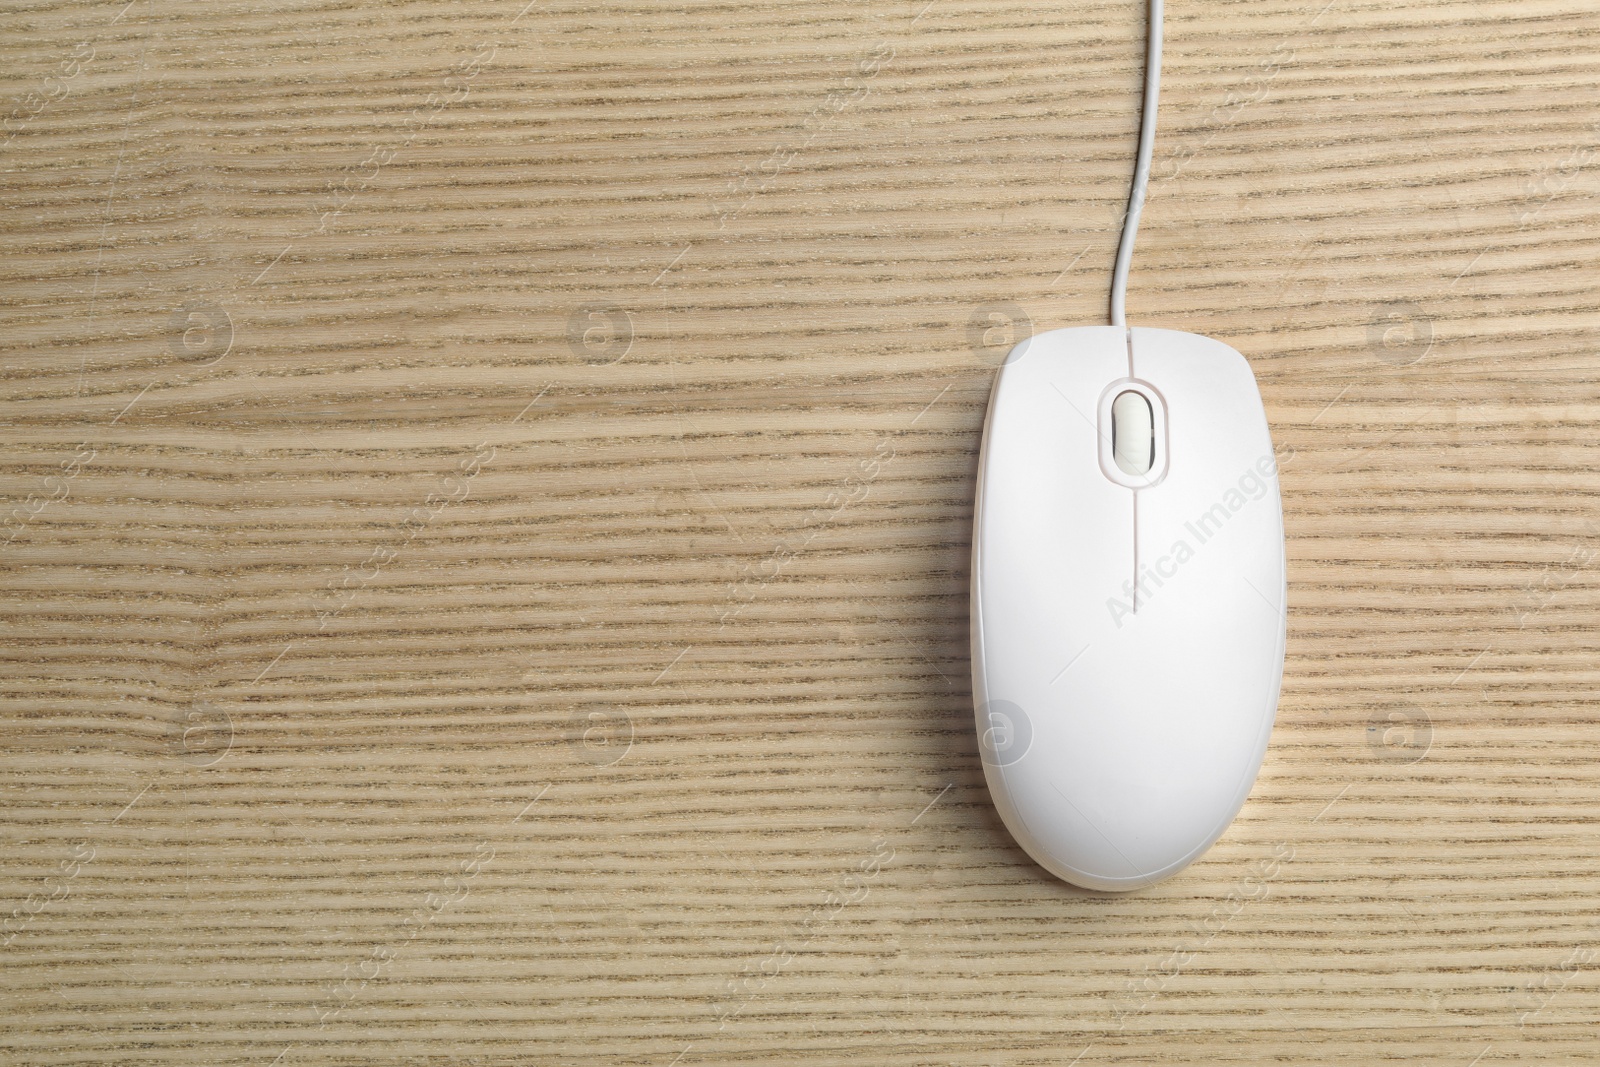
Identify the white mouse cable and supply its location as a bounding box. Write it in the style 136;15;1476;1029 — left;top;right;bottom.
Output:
1110;0;1163;328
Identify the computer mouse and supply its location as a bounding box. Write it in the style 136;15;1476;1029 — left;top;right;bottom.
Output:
970;325;1286;891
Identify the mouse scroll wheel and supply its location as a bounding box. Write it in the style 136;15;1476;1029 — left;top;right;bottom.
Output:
1111;391;1155;476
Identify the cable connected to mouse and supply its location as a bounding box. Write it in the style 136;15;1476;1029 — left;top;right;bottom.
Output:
1110;0;1163;328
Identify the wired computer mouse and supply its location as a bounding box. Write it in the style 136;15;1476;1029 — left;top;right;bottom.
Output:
970;326;1286;890
968;0;1288;890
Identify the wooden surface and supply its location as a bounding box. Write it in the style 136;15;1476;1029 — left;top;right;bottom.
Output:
4;0;1600;1063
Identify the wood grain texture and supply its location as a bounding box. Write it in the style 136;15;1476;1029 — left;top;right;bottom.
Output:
3;0;1599;1063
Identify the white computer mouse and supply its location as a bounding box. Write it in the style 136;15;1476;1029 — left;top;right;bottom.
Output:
970;325;1286;891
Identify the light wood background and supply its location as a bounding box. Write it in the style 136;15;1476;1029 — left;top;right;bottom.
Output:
3;0;1599;1063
